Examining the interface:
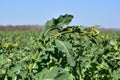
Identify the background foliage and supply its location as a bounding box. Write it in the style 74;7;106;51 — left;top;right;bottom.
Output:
0;14;120;80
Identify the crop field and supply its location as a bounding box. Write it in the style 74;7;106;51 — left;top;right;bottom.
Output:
0;14;120;80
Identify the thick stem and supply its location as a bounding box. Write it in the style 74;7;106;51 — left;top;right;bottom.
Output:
79;73;83;80
51;30;72;39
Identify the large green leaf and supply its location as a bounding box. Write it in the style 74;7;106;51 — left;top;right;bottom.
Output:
55;39;75;67
34;66;72;80
44;14;73;32
112;70;120;80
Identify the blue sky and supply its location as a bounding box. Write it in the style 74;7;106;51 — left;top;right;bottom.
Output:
0;0;120;28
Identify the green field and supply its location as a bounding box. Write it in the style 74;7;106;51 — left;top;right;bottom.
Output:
0;14;120;80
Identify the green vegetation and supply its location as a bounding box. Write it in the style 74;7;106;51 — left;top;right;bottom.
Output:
0;14;120;80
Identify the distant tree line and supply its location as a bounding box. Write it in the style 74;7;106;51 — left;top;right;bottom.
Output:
0;24;119;31
0;25;44;31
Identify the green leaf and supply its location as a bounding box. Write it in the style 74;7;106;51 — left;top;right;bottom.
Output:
34;66;72;80
44;18;56;31
113;70;120;80
44;14;73;35
109;40;117;46
55;72;74;80
55;39;75;67
57;14;73;28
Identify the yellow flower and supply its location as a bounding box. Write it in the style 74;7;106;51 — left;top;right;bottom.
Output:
3;43;11;48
